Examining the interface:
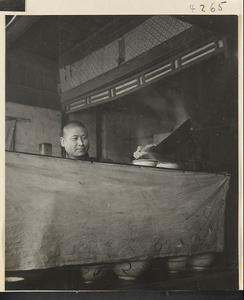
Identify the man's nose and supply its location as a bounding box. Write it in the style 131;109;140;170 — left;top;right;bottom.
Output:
77;137;84;145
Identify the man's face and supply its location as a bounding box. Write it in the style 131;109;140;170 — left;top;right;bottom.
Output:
60;125;90;159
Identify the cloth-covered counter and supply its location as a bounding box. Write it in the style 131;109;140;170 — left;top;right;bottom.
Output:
5;151;230;271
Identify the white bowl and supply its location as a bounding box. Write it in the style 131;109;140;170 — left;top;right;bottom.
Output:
5;277;25;282
157;162;180;169
80;264;105;283
114;260;149;280
166;256;188;273
188;253;216;270
132;159;158;167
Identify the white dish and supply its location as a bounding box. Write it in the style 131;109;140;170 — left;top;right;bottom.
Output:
166;256;188;272
156;162;180;169
188;253;216;269
132;159;158;167
5;277;25;282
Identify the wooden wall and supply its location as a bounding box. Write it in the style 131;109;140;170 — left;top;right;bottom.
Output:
6;17;60;110
6;102;62;157
6;55;59;110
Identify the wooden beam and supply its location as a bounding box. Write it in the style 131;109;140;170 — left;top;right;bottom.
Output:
59;15;152;67
6;116;31;122
60;26;213;104
6;83;60;110
7;48;58;72
174;15;238;53
6;16;41;49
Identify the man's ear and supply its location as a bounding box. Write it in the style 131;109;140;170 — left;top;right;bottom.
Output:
60;137;65;147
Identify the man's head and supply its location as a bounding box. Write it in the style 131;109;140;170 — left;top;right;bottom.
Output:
60;121;90;159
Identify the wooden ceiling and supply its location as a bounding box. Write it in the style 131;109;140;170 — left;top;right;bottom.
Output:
6;15;153;110
7;15;238;62
7;16;151;61
59;15;121;54
7;16;59;60
5;15;238;110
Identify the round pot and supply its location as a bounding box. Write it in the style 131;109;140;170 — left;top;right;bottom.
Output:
80;264;105;283
114;260;149;281
166;256;188;273
188;252;216;270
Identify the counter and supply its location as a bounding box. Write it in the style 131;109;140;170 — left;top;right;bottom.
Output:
5;151;230;271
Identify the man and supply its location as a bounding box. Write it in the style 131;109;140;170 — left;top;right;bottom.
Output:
60;121;90;160
60;121;154;162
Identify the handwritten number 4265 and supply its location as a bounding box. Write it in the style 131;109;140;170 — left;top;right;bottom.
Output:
190;2;227;12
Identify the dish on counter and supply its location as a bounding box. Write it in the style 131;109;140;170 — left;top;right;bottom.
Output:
156;162;181;169
132;159;158;167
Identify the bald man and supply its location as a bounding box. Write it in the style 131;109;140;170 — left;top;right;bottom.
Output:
60;121;90;160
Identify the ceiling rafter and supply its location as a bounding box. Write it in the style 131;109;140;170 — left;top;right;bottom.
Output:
6;16;41;49
59;15;152;66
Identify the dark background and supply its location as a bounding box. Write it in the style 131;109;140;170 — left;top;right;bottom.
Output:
0;0;25;11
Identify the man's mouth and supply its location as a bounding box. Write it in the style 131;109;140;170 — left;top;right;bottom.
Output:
76;148;85;152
